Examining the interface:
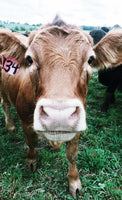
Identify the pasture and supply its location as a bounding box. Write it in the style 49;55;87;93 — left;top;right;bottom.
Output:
0;72;121;199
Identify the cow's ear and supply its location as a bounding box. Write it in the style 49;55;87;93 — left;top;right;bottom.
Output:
0;29;28;66
90;29;122;68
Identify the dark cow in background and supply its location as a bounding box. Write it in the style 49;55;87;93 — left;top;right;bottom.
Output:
89;29;106;45
90;28;122;111
101;26;109;33
0;17;122;198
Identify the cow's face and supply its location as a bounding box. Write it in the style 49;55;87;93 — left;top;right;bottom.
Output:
0;23;121;143
25;26;94;142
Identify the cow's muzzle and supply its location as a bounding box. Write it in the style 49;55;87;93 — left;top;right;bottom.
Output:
33;98;86;141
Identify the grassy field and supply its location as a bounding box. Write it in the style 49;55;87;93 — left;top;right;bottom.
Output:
0;71;122;200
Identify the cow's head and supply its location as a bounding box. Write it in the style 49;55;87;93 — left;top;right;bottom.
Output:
25;21;94;141
0;19;122;142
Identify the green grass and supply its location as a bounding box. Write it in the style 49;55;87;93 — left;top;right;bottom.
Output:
0;71;122;200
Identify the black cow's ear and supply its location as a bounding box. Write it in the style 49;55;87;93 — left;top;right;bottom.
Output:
88;56;95;65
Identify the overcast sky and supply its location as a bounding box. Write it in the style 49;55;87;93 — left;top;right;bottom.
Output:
0;0;122;27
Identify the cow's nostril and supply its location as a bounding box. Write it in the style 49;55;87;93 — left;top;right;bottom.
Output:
70;107;80;119
40;106;49;119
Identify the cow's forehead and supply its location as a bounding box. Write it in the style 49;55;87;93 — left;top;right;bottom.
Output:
33;25;93;46
27;25;93;67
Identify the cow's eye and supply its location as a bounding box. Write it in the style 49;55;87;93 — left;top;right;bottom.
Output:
88;56;94;64
26;56;33;65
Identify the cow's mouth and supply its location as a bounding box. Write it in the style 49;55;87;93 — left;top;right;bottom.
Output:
37;131;77;141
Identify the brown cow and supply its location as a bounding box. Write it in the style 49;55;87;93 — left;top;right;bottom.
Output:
0;18;122;198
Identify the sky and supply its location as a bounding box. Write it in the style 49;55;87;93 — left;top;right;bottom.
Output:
0;0;122;27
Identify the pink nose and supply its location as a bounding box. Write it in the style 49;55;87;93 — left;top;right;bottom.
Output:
34;99;86;133
39;105;80;131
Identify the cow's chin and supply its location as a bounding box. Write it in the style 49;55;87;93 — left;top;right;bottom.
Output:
37;131;77;142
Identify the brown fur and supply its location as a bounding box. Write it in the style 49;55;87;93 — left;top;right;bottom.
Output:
0;19;121;198
0;29;28;65
92;28;122;68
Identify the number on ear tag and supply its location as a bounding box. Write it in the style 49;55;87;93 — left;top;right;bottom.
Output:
2;56;20;75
